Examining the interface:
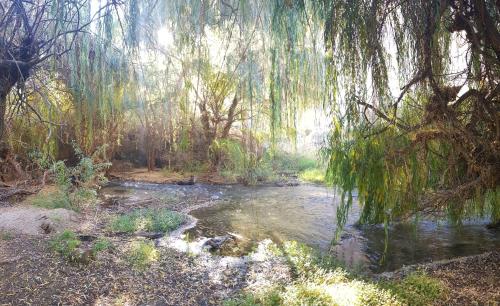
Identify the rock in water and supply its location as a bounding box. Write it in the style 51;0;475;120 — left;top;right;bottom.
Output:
203;235;233;250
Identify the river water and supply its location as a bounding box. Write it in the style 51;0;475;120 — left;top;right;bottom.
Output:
102;182;500;272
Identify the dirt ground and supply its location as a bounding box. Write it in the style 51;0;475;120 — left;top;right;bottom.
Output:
379;251;500;305
0;234;232;305
0;206;80;235
428;251;500;305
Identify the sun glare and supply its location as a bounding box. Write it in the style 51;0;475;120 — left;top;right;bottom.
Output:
157;26;174;49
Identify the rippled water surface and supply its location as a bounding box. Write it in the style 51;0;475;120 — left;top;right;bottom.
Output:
102;182;500;272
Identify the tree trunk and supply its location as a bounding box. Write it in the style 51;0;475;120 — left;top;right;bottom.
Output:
146;133;155;172
0;93;29;181
147;148;155;172
199;100;215;160
221;95;239;139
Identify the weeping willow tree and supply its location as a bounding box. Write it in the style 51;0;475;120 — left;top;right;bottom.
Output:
296;0;500;227
6;0;497;229
117;0;329;167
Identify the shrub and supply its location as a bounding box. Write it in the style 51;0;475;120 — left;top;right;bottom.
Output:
32;145;110;211
126;240;159;269
109;208;184;233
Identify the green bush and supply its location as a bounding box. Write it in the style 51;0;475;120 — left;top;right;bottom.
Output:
109;208;184;233
126;240;159;269
32;145;110;211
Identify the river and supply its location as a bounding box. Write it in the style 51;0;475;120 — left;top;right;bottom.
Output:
101;181;500;272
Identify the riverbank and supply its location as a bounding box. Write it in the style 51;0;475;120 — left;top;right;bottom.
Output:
109;166;306;187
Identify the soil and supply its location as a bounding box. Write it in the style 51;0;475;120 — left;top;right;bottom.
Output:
378;251;500;305
0;234;230;305
0;206;80;235
428;252;500;305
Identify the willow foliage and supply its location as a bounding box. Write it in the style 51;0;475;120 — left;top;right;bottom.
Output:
307;0;500;225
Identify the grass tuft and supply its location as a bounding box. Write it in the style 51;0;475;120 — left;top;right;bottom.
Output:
31;188;98;211
31;190;73;210
92;238;112;254
126;240;159;269
0;231;14;240
50;230;81;260
109;208;184;234
50;231;112;262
